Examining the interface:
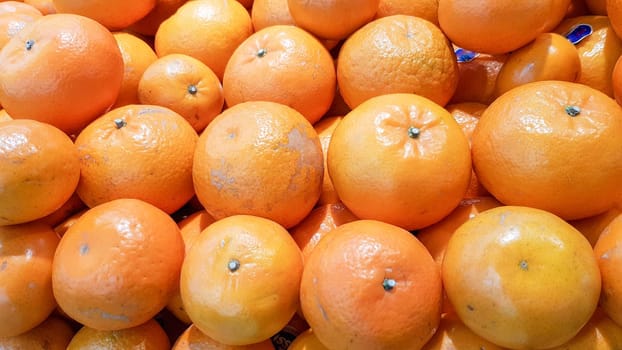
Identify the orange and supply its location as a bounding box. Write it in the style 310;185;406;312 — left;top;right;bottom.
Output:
67;319;170;349
613;54;622;105
547;308;622;349
0;316;74;349
0;222;60;338
35;191;86;229
586;0;607;14
287;0;379;40
223;25;335;125
608;0;622;39
421;312;506;350
154;0;253;80
166;210;216;324
287;329;328;350
53;208;86;237
0;13;124;136
438;0;571;54
112;32;158;108
442;205;601;349
0;2;41;50
493;32;581;97
375;0;438;24
180;215;304;345
129;0;188;37
327;93;471;230
250;0;295;31
472;80;622;220
313;116;342;205
0;119;80;226
449;49;507;105
23;0;55;14
193;101;323;229
554;16;622;97
139;54;224;132
52;0;156;30
566;0;590;17
300;219;442;349
290;203;358;262
569;207;622;247
337;15;458;109
75;104;198;215
52;198;185;331
594;213;622;327
172;324;275;350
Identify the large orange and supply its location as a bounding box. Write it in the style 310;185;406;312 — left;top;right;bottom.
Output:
375;0;438;24
180;215;304;345
327;93;471;230
0;222;60;338
337;15;458;109
0;119;80;226
66;319;170;349
442;205;601;349
594;213;622;327
75;104;198;215
472;80;622;220
112;32;158;108
0;13;124;135
438;0;570;54
172;324;275;350
250;0;295;31
52;198;185;331
0;316;74;349
193;101;323;229
300;219;442;349
129;0;188;36
52;0;156;30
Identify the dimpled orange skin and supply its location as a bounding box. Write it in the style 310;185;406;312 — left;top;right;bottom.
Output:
66;319;170;350
180;215;304;346
172;324;276;350
594;214;622;328
0;222;60;338
442;206;601;349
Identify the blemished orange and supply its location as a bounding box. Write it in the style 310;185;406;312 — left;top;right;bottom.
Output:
569;207;622;247
287;0;379;40
0;13;124;136
337;15;458;109
547;308;622;349
166;210;217;325
23;0;55;14
420;312;506;350
449;50;507;105
493;32;581;97
52;198;185;331
0;2;41;50
66;319;170;349
287;329;328;350
586;0;607;14
139;53;224;132
438;0;571;54
442;205;601;349
129;0;188;37
313;116;343;205
327;93;471;230
472;80;622;220
0;316;74;349
112;31;158;108
75;104;198;215
52;0;156;30
0;222;60;338
613;54;622;105
375;0;438;24
250;0;295;31
172;324;275;350
594;213;622;327
154;0;253;80
300;219;442;349
180;215;304;345
193;101;324;229
554;16;622;97
223;25;335;125
0;119;80;226
290;203;358;262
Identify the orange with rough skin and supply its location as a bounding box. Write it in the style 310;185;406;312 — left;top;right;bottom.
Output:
23;0;55;14
112;31;158;108
75;104;198;215
155;0;253;80
166;210;216;324
420;312;506;350
223;25;335;125
139;53;224;132
180;215;304;345
300;219;442;350
287;329;328;350
129;0;188;36
193;101;324;229
375;0;438;24
472;80;622;220
337;15;458;109
327;93;471;230
554;16;622;97
287;0;379;40
0;316;74;349
313;116;343;205
449;50;507;105
0;2;41;50
442;205;601;349
66;319;170;349
0;119;80;226
438;0;570;54
52;198;185;331
0;222;60;338
494;32;581;97
0;13;124;135
52;0;156;30
172;324;275;350
594;213;622;327
569;207;622;247
250;0;295;31
547;308;622;349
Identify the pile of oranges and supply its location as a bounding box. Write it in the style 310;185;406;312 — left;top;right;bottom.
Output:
3;0;622;349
